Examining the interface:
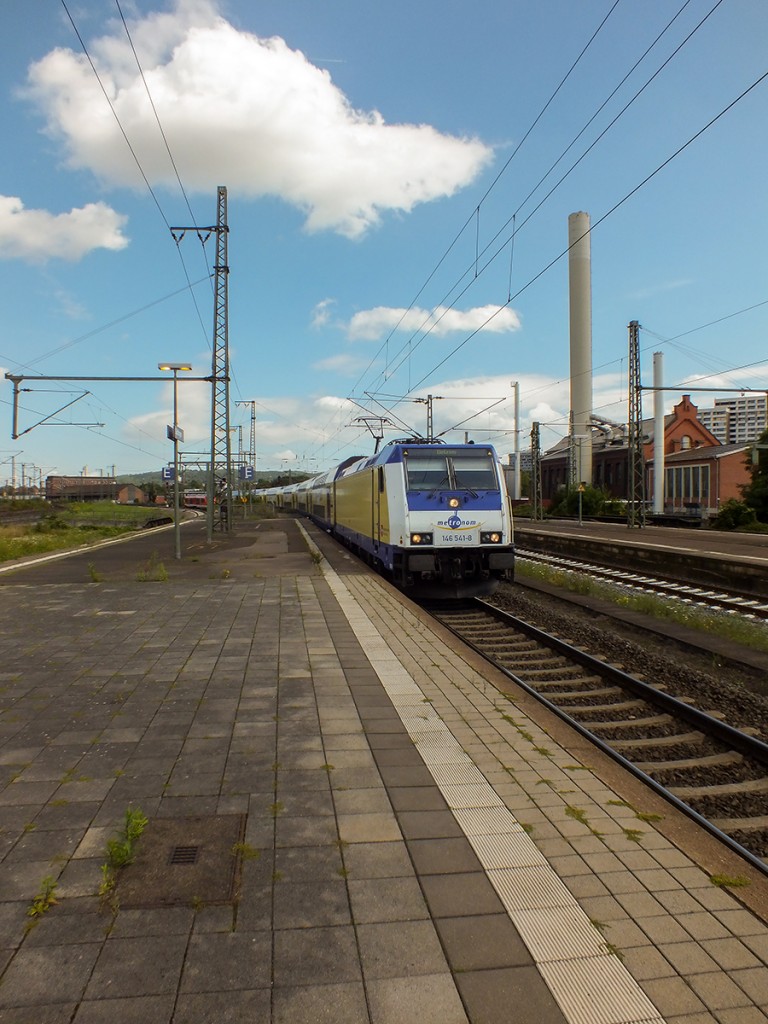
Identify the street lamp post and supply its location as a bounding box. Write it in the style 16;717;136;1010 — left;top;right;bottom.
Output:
159;363;192;559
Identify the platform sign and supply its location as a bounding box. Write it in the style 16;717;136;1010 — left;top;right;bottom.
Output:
161;466;175;481
239;465;255;481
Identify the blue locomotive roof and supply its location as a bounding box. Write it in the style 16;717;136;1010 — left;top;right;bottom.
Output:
333;441;501;478
381;442;499;464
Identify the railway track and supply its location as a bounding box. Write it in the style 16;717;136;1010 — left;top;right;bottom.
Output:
0;508;43;527
517;547;768;620
429;599;768;873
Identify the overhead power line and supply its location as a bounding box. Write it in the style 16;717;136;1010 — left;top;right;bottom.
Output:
343;0;626;408
404;66;768;399
361;0;729;410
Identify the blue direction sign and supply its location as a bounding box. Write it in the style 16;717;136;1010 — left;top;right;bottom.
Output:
239;465;255;481
161;466;175;481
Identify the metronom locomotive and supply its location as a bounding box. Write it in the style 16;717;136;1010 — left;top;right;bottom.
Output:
261;438;515;598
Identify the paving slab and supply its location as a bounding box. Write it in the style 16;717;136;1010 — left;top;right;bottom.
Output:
0;517;766;1024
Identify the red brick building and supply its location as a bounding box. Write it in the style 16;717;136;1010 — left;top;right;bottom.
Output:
540;396;751;516
45;476;117;501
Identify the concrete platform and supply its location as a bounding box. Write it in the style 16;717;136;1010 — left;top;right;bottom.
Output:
0;517;766;1023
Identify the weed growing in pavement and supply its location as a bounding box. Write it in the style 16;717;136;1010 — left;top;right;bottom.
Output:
565;806;589;827
99;805;149;907
635;810;663;823
231;842;261;860
136;551;168;582
710;874;750;888
607;798;664;824
27;876;58;919
98;863;116;904
622;828;645;844
87;562;102;583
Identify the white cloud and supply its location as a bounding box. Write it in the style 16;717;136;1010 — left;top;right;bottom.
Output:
128;376;210;446
627;278;694;301
25;0;492;238
311;298;336;329
311;353;371;375
347;304;521;341
0;195;128;263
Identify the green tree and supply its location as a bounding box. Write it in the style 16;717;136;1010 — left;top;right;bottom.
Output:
740;428;768;523
711;498;757;531
140;480;160;503
549;484;610;518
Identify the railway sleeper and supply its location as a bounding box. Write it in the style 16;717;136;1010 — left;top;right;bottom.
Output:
456;622;520;630
669;776;768;802
559;697;649;712
611;730;707;752
537;683;624;699
484;644;544;658
635;750;743;773
571;711;671;730
708;814;768;835
511;664;587;680
484;644;549;656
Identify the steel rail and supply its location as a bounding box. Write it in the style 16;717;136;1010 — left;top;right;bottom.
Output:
432;597;768;877
517;547;768;619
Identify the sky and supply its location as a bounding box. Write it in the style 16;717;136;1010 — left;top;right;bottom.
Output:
1;0;767;484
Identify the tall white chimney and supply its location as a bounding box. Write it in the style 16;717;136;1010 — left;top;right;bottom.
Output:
653;351;665;514
568;212;593;483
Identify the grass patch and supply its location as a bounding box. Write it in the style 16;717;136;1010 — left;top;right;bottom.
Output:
0;522;128;563
516;559;768;653
231;842;261;860
27;876;58;919
0;502;166;565
100;805;149;905
710;873;750;888
136;551;168;582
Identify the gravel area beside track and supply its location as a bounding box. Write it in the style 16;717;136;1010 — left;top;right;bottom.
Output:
488;581;768;746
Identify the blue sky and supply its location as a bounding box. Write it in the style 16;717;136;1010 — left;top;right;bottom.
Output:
1;0;766;483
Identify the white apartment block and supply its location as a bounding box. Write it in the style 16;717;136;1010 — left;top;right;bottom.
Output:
698;394;767;445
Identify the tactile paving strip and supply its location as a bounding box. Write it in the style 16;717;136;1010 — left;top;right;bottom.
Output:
318;556;668;1024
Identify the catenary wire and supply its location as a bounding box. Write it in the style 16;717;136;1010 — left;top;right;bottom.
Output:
363;0;728;407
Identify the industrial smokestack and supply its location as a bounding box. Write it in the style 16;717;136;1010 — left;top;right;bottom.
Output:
653;351;665;514
568;212;593;483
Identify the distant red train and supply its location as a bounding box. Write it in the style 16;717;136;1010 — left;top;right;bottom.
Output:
183;489;207;509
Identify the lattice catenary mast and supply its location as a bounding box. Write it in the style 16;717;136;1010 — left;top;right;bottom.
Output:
171;186;232;540
627;320;645;528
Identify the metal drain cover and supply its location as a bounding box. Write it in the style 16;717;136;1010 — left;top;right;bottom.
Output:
117;815;246;908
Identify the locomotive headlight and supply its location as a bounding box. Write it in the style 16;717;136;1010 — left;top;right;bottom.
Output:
481;531;502;544
448;497;461;508
410;532;433;545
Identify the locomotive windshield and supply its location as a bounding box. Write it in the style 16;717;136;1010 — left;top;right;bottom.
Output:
403;448;499;491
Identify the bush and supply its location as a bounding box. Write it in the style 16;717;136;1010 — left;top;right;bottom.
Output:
549;484;612;518
34;516;70;532
711;499;757;531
